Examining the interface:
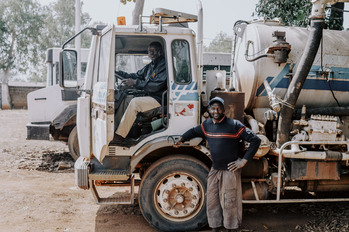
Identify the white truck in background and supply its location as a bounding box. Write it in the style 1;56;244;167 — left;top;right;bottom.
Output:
26;47;89;160
202;52;230;79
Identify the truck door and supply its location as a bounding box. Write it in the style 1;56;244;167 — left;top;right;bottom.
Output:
169;39;199;133
91;26;115;161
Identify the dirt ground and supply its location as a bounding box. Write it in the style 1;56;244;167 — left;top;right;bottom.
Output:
1;110;348;232
0;110;155;232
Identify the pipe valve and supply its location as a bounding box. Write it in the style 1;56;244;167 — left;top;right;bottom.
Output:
267;31;291;65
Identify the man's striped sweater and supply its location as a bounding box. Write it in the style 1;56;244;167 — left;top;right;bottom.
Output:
182;116;261;170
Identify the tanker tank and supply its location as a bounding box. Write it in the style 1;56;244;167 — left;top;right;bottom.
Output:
232;21;349;113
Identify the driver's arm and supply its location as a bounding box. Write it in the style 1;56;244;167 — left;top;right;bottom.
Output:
116;64;148;81
115;70;138;80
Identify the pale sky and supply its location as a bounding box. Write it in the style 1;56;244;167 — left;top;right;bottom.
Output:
38;0;259;45
38;0;349;46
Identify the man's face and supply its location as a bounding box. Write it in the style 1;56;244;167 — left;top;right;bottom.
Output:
148;45;161;61
209;102;224;121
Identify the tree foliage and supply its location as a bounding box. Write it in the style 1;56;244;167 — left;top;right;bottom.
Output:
325;3;344;30
255;0;344;29
0;0;92;84
41;0;92;49
204;31;233;53
0;0;45;77
255;0;312;27
0;18;8;71
30;0;92;83
120;0;136;4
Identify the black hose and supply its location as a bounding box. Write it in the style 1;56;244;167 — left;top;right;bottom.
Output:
293;106;349;118
276;19;325;148
326;76;341;107
245;54;269;62
245;40;274;62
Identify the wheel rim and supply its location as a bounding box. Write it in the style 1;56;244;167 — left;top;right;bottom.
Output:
154;172;204;221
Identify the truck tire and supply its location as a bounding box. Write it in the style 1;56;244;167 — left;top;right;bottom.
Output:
68;126;80;160
138;155;209;232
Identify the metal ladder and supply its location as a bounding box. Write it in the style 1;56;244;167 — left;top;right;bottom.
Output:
89;170;135;205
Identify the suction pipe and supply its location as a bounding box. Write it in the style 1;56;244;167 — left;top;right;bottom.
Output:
276;0;327;147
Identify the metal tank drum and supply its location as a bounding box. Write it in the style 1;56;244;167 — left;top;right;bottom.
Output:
232;20;349;112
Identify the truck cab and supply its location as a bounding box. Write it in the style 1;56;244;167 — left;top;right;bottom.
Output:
88;27;200;159
61;9;213;231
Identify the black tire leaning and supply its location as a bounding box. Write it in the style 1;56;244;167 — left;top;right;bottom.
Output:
68;126;80;160
139;155;209;232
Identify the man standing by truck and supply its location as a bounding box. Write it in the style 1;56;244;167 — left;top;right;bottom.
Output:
175;96;261;232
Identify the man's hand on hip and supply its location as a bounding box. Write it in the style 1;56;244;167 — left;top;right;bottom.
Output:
227;159;248;172
173;137;183;148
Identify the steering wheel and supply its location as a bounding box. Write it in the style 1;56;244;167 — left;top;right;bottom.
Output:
115;71;125;80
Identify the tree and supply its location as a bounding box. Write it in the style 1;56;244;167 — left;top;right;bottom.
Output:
326;3;345;30
120;0;145;25
31;0;92;83
40;0;92;49
0;0;92;108
0;0;45;109
255;0;312;27
255;0;344;29
204;31;233;53
0;18;8;71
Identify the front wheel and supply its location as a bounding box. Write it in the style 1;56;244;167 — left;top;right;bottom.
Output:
139;155;209;232
68;126;80;160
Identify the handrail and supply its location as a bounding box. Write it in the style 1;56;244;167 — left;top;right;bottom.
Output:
161;90;168;128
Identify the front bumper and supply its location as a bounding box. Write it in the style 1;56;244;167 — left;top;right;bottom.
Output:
26;123;50;140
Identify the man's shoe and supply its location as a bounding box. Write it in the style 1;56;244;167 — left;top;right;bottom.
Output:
122;138;136;147
211;228;220;232
112;134;125;143
112;134;136;147
224;228;236;232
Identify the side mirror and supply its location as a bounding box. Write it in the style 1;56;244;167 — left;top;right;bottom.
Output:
59;49;78;88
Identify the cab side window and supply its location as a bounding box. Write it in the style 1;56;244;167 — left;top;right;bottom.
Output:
97;28;113;82
172;40;191;84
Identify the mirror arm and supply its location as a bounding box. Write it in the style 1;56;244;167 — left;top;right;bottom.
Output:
62;27;99;49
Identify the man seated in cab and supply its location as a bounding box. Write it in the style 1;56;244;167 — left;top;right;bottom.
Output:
113;41;167;146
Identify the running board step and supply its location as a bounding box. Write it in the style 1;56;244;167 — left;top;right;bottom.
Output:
97;194;134;205
90;175;135;205
89;170;129;181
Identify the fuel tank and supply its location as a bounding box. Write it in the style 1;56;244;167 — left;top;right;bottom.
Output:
232;21;349;111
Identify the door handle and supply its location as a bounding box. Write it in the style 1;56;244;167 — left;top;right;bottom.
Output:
92;108;98;119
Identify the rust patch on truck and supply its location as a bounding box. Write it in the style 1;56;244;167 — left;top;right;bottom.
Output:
289;159;340;180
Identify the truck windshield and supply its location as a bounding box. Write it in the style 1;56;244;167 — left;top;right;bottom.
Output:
116;54;151;73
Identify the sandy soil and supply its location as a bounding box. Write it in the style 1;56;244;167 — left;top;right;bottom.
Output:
1;110;348;232
0;110;156;232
